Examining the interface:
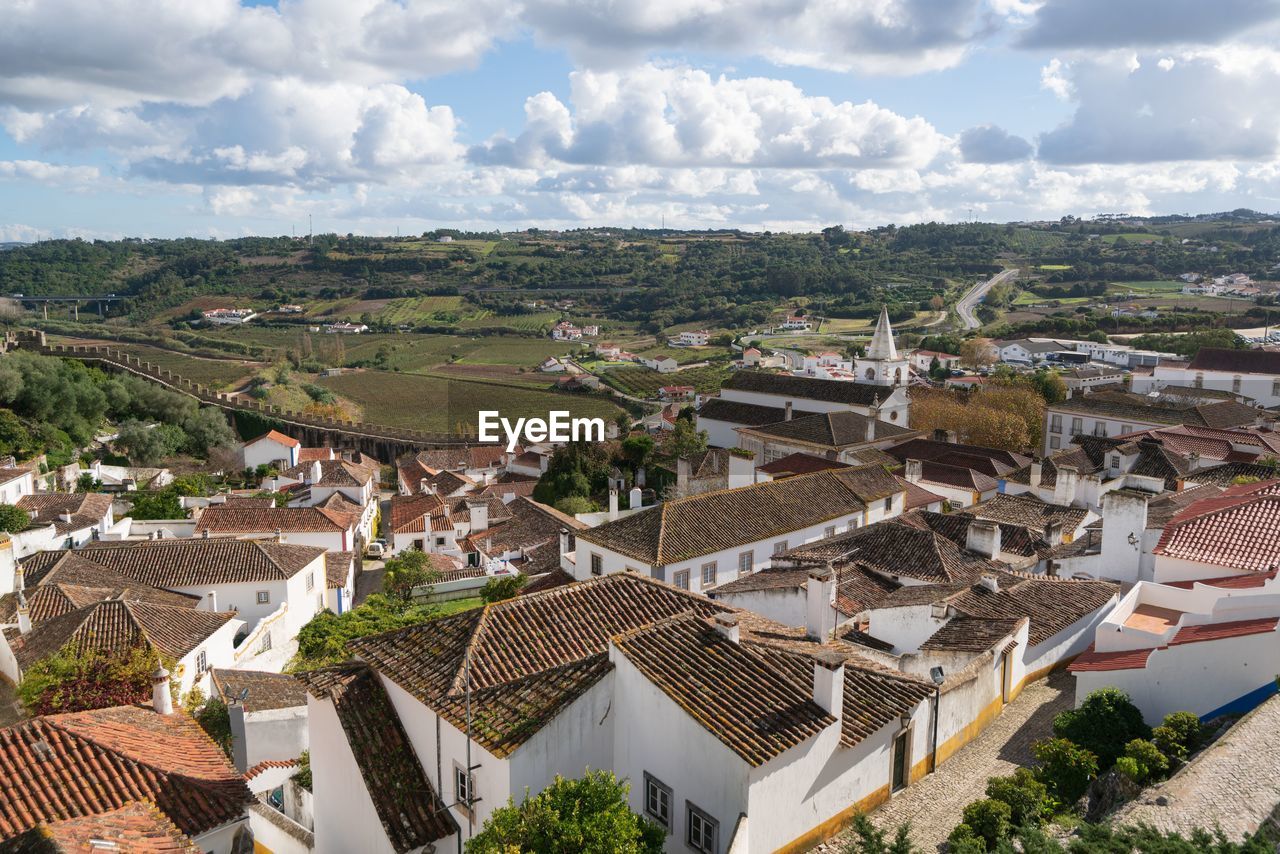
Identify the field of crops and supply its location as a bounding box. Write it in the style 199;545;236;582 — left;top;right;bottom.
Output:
1110;281;1183;294
50;337;262;388
457;311;559;333
1100;233;1167;244
315;370;622;432
1007;229;1070;251
602;364;731;397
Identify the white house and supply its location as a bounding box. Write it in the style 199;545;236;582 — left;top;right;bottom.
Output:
642;356;679;373
572;465;906;594
1130;348;1280;407
675;330;710;347
242;430;301;471
203;308;258;325
910;350;961;373
212;669;310;773
781;315;811;330
0;466;34;505
324;551;355;614
1040;390;1259;456
269;455;381;543
195;503;361;553
11;492;115;558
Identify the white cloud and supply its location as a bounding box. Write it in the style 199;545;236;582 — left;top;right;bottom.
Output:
0;159;101;187
471;65;947;170
1017;0;1280;49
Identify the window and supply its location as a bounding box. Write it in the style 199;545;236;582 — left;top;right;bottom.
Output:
883;497;892;513
1120;424;1133;435
435;536;446;546
1273;379;1280;397
1050;414;1062;434
824;526;836;538
1070;417;1083;436
1233;375;1242;393
1093;422;1108;437
256;591;270;605
590;553;603;576
453;763;475;809
701;561;717;587
773;540;788;554
686;803;719;854
259;633;273;654
1194;372;1204;388
674;569;690;590
305;572;315;592
738;550;753;575
195;650;207;674
644;773;672;830
1049;436;1061;450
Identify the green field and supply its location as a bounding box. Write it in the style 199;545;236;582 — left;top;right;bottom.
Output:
1100;233;1167;244
1036;264;1073;271
1012;292;1091;307
315;370;623;432
602;364;731;397
50;338;261;388
1007;229;1070;251
1110;280;1183;294
457;311;559;333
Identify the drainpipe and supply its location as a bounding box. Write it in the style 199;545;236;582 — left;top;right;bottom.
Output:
931;685;941;773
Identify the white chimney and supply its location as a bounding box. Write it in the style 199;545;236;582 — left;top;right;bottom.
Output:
1053;465;1079;506
713;612;740;644
1029;462;1043;489
15;589;31;635
309;460;322;484
966;519;1002;559
467;499;489;533
784;401;793;421
812;651;845;719
559;527;571;558
805;568;836;641
905;459;923;484
978;573;1000;593
866;417;875;441
1044;520;1064;547
206;591;218;612
608;489;619;521
629;486;643;510
59;511;73;524
152;664;174;715
202;528;209;539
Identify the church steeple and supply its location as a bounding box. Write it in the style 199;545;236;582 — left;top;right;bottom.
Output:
866;306;898;361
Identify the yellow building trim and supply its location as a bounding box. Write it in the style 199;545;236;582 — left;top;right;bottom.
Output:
773;784;891;854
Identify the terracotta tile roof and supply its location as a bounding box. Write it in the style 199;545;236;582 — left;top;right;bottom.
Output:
722;371;897;406
1163;570;1276;590
739;411;916;449
940;575;1118;646
907;510;1052;560
1188;347;1280;374
920;617;1024;652
1049;391;1260;430
293;664;456;851
0;467;31;486
1153;480;1280;572
0;705;252;839
324;552;353;589
478;479;538;500
1068;645;1154;672
7;599;237;671
348;573;724;757
899;477;945;510
0;559;199;624
835;625;896;652
247;429;300;448
1144;484;1225;528
71;539;324;586
697;397;819;427
912;460;998;493
211;669;307;712
16;493;113;535
518;567;575;595
195;505;356;534
280;457;378;488
712;563;900;616
1184;461;1280;487
422;469;474;495
1169;617;1279;646
296;447;334;462
396;457;432;491
965;494;1088;533
756;453;851;477
577;466;901;566
388;492;447;534
470;497;584;560
447;495;511;526
887;438;1030;476
243;759;299;782
780;516;997;585
0;801;200;853
415;446;507;472
613;612;835;766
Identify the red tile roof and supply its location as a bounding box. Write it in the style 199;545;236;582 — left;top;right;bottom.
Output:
1153;480;1280;572
388;492;447;534
0;706;252;839
756;453;851;477
1;801;200;852
1163;570;1276;590
1170;617;1279;646
1068;645;1154;672
63;539;324;587
247;429;300;448
899;477;945;510
195;504;357;534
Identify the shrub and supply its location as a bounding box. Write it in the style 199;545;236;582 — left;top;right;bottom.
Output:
0;503;30;533
841;815;918;854
959;799;1011;850
1153;711;1204;759
18;646;168;716
986;767;1049;826
194;696;233;757
481;574;527;604
1053;687;1150;767
1120;739;1169;783
1113;756;1143;782
946;824;987;854
1032;737;1098;806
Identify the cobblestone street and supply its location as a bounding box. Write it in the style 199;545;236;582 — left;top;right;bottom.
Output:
818;671;1075;852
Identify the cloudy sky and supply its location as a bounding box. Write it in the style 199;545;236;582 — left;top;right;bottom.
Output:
4;0;1280;240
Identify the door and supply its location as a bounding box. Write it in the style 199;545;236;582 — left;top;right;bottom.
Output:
1000;652;1011;704
891;731;909;793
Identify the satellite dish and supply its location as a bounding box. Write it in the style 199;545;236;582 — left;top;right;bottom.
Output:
238;687;250;702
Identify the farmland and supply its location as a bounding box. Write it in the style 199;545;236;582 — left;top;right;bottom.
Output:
314;370;623;432
49;337;262;388
601;364;732;398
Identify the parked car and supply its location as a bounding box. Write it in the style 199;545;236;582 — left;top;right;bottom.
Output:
365;542;385;558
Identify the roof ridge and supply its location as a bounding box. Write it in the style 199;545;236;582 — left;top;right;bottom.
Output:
447;603;494;696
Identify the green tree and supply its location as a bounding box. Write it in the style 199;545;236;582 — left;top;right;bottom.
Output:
954;799;1011;851
1032;737;1098;806
620;434;656;470
0;504;30;532
383;549;441;602
127;489;183;520
1053;687;1150;768
291;594;440;669
481;574;527;603
193;696;233;757
555;495;596;515
1120;739;1169;784
467;770;664;854
0;409;32;458
1151;711;1203;762
667;417;708;459
841;815;918;854
985;767;1049;826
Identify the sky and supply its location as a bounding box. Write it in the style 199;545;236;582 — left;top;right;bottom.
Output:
5;0;1280;240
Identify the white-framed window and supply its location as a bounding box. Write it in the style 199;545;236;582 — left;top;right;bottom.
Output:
882;497;892;512
1093;422;1108;437
590;553;603;576
824;526;836;538
1233;375;1242;393
1049;436;1061;450
674;569;690;590
259;633;273;654
644;773;672;830
1272;379;1280;397
453;763;475;809
435;536;446;546
256;591;270;605
701;562;717;587
1050;414;1062;434
306;573;315;592
738;550;753;574
773;541;788;554
1070;417;1083;436
1120;424;1133;435
195;650;208;673
687;802;719;854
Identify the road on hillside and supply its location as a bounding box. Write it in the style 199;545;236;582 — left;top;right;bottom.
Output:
956;268;1019;330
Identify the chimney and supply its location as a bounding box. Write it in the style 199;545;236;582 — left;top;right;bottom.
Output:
784;401;793;421
1044;519;1064;547
206;591;218;612
905;459;923;484
309;460;322;485
966;519;1002;559
274;527;282;542
811;652;845;719
1187;451;1201;470
978;573;1000;593
152;664;174;715
713;612;740;644
866;417;875;441
202;528;209;539
59;511;73;524
419;478;431;495
1029;462;1042;489
805;568;836;641
467;499;489;533
558;527;571;558
15;588;31;635
676;456;691;494
1053;465;1079;506
608;489;619;521
629;486;643;510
